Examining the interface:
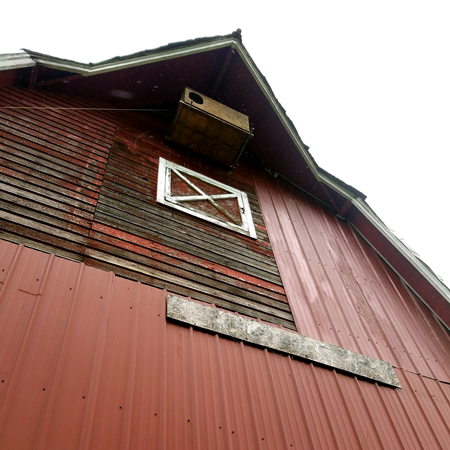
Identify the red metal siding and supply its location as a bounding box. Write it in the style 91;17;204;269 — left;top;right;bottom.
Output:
253;170;450;384
0;240;449;449
345;206;450;327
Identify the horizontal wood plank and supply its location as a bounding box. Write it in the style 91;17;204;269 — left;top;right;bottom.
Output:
0;230;83;262
0;193;93;228
85;245;291;317
84;253;296;330
88;228;288;305
0;110;110;158
0;141;103;186
0;218;87;254
0;91;295;330
100;185;274;260
2;87;118;136
0;205;91;238
0;125;107;172
0;99;111;154
0;173;96;213
0;151;101;195
0;160;98;205
94;208;282;285
89;223;286;296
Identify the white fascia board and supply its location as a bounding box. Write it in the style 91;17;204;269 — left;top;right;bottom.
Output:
352;197;450;305
0;53;35;72
26;57;89;74
232;42;358;201
28;39;237;77
15;39;382;202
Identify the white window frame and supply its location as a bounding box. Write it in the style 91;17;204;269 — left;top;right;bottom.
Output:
157;158;257;239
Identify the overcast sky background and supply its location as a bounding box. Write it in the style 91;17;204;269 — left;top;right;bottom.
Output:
1;1;449;286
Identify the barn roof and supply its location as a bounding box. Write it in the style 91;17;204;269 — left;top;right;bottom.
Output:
1;30;449;329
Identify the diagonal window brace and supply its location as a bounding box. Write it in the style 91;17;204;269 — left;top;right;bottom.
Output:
169;168;241;226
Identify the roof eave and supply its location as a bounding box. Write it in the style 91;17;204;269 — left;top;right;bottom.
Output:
22;38;238;76
0;53;35;71
353;198;450;304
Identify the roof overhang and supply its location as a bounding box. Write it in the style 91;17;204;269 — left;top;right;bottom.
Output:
0;53;35;71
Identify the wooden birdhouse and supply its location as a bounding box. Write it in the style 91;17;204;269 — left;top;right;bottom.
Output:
167;87;252;169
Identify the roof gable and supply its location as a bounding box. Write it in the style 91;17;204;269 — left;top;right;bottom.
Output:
1;31;449;329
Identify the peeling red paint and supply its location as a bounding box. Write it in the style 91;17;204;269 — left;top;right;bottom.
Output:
89;223;286;296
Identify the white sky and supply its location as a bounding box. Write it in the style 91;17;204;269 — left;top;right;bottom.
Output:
2;1;449;286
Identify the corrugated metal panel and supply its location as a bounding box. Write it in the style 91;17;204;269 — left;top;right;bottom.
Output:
253;170;450;383
0;240;449;449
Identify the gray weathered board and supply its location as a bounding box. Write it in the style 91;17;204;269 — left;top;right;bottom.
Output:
167;294;401;388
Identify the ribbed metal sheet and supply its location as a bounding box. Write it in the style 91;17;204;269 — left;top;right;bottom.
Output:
1;240;449;449
253;171;450;384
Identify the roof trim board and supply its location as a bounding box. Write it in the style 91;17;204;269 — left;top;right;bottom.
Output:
21;39;238;76
16;40;366;202
349;220;450;331
229;42;364;201
352;198;450;319
0;53;35;71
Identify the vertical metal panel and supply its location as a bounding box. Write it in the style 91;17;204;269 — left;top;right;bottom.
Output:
253;170;450;384
1;240;449;449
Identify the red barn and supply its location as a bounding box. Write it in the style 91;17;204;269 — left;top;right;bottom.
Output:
0;31;449;449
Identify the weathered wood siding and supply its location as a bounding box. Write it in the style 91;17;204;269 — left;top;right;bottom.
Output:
87;113;294;329
0;87;295;330
0;86;117;260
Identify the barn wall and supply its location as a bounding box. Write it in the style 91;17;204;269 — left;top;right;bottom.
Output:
0;86;117;261
0;87;294;329
85;111;293;329
253;171;450;383
1;241;449;450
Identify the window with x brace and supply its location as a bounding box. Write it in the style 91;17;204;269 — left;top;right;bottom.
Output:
156;158;257;239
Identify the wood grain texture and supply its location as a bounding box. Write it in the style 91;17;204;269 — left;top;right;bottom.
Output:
0;86;117;261
0;88;295;330
88;112;295;329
